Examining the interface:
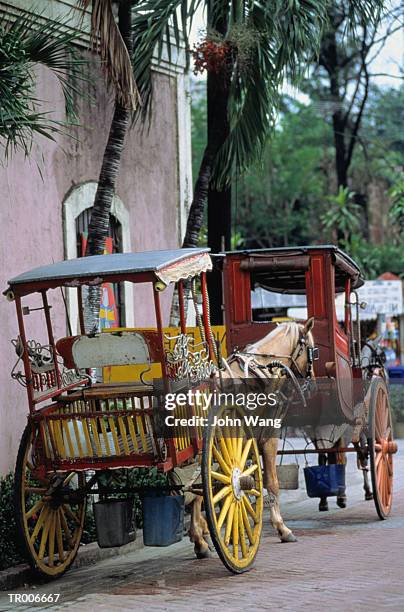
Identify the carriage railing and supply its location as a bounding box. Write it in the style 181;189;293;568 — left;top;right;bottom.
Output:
34;388;206;471
10;337;88;403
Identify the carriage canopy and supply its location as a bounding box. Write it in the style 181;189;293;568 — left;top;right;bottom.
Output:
5;248;212;296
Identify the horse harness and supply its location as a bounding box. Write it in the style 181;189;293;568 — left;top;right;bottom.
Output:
224;329;319;408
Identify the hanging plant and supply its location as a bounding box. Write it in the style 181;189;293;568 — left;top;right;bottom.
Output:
191;32;232;75
190;25;261;77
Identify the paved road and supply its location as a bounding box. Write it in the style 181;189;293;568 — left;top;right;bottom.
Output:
1;441;403;612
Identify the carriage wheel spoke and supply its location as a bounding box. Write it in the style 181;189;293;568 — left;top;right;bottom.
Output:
25;500;44;520
62;505;81;526
29;505;49;544
235;436;243;464
238;505;248;557
211;471;231;485
25;487;47;494
212;444;231;476
216;430;232;468
55;510;65;563
212;485;232;506
59;507;74;549
243;488;261;498
242;495;257;524
224;501;235;546
241;464;258;478
217;494;233;531
240;439;252;471
48;512;56;567
38;512;52;560
240;499;255;545
232;502;239;559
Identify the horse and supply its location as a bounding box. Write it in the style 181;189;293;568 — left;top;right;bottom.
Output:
178;318;316;558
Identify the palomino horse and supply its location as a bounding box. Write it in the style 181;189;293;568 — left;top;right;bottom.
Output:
181;318;316;558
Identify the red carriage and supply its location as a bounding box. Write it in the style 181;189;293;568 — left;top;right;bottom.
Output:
220;245;397;519
4;249;263;577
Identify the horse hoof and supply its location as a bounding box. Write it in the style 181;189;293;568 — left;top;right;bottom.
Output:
281;532;297;543
195;549;210;559
336;497;346;509
365;492;373;501
319;501;328;512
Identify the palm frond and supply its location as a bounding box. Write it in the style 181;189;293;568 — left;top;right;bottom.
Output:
0;10;88;157
212;0;329;187
132;0;202;119
79;0;140;110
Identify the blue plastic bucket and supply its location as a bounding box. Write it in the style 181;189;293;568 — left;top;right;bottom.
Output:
304;464;346;498
142;496;184;546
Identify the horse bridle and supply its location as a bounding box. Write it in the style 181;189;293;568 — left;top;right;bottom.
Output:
232;328;318;379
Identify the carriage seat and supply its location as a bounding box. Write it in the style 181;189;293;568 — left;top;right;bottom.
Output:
56;331;155;370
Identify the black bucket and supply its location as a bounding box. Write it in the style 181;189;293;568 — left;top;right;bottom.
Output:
142;496;184;546
94;499;136;548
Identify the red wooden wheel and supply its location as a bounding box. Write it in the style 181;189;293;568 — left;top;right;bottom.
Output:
367;378;397;519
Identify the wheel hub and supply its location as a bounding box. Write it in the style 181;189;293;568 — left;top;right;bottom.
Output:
231;467;242;500
380;439;398;455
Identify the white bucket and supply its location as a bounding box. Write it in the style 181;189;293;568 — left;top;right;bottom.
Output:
276;464;299;490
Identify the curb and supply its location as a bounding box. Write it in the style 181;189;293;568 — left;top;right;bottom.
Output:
0;537;144;592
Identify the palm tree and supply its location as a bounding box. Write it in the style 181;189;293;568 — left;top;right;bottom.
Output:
0;11;86;157
78;0;140;331
80;0;385;329
131;0;385;322
132;0;385;252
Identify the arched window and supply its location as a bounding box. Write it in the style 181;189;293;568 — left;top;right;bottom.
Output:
75;209;125;326
63;182;134;332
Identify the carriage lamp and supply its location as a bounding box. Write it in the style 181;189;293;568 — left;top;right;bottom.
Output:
154;281;167;292
360;301;367;309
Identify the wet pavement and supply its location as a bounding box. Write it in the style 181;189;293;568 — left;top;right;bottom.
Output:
1;440;403;611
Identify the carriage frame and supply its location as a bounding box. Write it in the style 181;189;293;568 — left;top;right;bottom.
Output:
5;248;263;577
220;245;398;519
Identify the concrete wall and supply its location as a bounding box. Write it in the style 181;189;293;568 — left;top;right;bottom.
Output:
0;41;192;473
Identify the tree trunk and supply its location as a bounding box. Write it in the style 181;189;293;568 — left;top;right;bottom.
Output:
171;2;231;325
84;0;132;332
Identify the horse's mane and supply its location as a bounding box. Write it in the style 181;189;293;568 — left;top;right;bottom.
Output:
246;321;305;353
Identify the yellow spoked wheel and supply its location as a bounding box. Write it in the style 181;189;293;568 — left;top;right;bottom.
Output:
15;423;86;578
202;405;263;573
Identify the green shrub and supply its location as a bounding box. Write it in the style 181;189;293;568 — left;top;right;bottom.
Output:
0;467;170;570
0;473;25;571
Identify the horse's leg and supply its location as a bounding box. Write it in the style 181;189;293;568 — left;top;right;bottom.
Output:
318;452;328;511
188;495;210;559
335;437;347;508
261;438;297;543
358;431;373;500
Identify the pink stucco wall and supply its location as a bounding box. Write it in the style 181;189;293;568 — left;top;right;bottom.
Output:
0;54;183;474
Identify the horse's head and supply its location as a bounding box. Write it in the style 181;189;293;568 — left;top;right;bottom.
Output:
245;317;315;378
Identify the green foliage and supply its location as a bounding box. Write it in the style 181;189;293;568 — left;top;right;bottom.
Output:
321;187;361;242
0;474;25;570
133;0;385;188
389;175;404;237
230;97;331;248
0;11;87;157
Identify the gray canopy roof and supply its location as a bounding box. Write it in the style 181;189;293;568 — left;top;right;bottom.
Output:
7;249;210;288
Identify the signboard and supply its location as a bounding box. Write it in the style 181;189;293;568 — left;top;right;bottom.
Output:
284;281;403;321
355;280;403;317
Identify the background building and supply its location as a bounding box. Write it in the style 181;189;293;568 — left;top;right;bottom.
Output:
0;1;192;474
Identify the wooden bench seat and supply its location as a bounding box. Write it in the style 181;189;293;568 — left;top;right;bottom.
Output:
58;382;154;402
